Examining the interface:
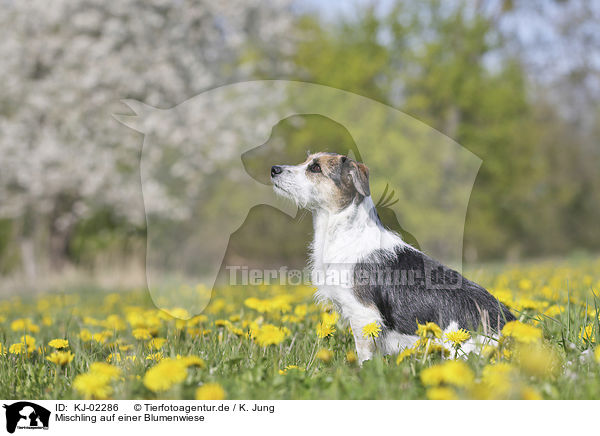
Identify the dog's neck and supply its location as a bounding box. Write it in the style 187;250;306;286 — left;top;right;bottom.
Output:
310;196;405;269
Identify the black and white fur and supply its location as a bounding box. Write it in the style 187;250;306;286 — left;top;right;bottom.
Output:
271;152;515;363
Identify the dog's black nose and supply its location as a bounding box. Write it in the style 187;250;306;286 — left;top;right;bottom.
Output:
271;165;283;177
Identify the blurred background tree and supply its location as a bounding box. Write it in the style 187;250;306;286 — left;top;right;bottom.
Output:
0;0;598;285
0;0;297;279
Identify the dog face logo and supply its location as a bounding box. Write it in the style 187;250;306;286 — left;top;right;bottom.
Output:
3;402;50;433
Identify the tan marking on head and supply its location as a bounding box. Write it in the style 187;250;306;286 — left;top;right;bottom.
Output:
304;153;370;211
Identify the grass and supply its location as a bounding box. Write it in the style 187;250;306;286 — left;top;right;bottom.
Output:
0;256;599;400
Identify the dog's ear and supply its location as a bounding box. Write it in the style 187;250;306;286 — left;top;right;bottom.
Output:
344;159;370;197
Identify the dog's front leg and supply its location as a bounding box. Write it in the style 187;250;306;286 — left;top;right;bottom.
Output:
350;320;375;365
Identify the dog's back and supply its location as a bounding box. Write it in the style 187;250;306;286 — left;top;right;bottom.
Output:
353;246;515;335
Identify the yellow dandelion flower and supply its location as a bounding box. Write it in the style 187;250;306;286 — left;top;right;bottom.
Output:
278;365;304;375
282;314;301;323
132;328;152;340
316;323;336;339
268;296;292;313
89;362;121;381
482;344;511;362
107;353;121;363
444;329;471;347
102;315;126;331
78;329;93;342
148;337;167;350
521;386;542;400
19;335;36;347
91;331;113;344
145;352;163;362
426;387;458;400
46;351;74;366
73;373;112;400
252;324;288;347
491;289;514;306
244;298;263;312
186;315;208;327
83;316;101;326
346;351;358;364
9;343;29;355
519;279;533;291
73;373;112;399
165;308;190;319
118;343;133;352
438;360;473;387
195;383;226;400
48;339;69;349
424;343;451;358
420;365;445;386
316;348;333;363
10;318;40;333
481;363;517;395
9;335;36;355
214;319;231;328
396;347;416;364
501;321;542;343
579;324;595;343
542;305;564;318
514;298;547;312
362;322;382;339
229;326;245;337
321;311;339;326
420;361;474;388
176;355;206;368
294;305;308;318
143;358;188;392
416;322;442;339
514;343;560;377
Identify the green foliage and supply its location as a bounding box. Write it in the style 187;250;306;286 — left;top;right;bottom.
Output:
0;219;19;274
70;210;145;266
283;0;600;261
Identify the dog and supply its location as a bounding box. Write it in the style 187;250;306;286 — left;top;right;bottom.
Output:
271;152;515;364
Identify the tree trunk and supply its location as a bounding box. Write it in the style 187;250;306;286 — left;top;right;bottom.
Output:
19;206;39;282
49;223;73;270
19;236;37;281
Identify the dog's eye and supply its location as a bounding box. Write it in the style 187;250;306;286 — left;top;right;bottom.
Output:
308;162;321;173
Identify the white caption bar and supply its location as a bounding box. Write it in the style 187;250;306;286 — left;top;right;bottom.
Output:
0;400;593;435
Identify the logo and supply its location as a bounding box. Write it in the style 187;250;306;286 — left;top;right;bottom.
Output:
2;402;50;433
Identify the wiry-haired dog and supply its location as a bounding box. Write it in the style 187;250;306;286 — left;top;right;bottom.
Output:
271;152;515;364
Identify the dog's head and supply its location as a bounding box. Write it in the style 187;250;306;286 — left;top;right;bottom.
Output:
270;152;370;212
